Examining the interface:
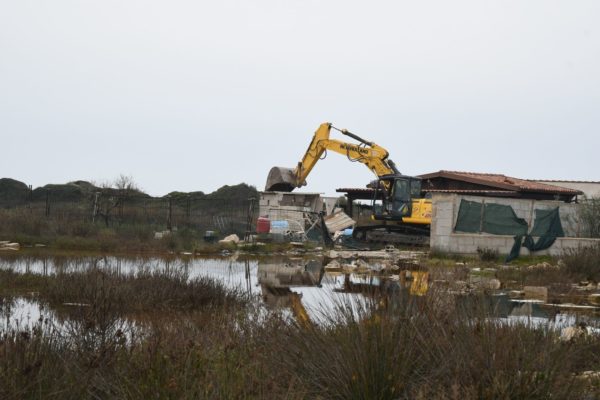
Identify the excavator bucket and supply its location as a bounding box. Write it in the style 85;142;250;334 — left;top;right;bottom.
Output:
265;167;298;192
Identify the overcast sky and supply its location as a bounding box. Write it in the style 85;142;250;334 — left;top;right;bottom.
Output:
1;1;598;196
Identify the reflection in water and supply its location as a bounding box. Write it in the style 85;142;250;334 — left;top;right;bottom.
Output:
1;253;599;329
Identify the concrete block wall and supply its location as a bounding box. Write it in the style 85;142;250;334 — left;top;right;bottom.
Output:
258;192;323;232
431;194;600;256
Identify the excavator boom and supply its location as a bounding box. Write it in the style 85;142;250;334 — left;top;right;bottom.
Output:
265;122;398;192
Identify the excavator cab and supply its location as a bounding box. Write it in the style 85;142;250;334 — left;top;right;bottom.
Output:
373;176;422;220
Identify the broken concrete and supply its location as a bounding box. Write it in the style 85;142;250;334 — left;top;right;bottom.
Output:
0;242;20;251
524;286;549;302
219;234;240;244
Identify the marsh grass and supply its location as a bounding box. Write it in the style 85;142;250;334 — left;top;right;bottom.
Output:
1;264;600;399
271;289;600;400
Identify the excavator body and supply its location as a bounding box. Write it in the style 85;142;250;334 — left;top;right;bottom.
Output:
265;122;432;244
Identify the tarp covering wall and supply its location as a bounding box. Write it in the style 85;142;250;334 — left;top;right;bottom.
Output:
454;200;565;261
482;203;528;235
506;207;564;262
454;200;482;233
455;200;527;235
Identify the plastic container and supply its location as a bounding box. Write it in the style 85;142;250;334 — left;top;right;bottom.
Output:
257;216;271;234
270;220;290;234
203;231;217;243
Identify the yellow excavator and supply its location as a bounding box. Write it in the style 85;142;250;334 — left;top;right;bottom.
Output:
265;122;432;244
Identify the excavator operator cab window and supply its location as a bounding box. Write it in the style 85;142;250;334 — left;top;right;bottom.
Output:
389;178;411;217
410;179;422;198
373;177;421;220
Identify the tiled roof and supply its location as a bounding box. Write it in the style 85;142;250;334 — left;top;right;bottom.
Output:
424;189;519;195
418;170;583;195
531;179;600;184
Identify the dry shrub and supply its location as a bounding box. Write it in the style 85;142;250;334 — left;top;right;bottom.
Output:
270;289;600;400
562;244;600;281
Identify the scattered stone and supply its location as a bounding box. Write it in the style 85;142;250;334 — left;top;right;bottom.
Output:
324;260;342;271
576;371;600;381
524;286;548;302
527;262;558;271
432;279;449;287
484;278;501;290
180;252;193;256
219;234;240;244
560;325;588;342
0;242;20;251
470;276;501;290
452;280;469;291
34;243;46;248
508;290;524;299
588;293;600;306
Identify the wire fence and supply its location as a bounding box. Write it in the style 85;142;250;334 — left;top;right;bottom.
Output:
0;191;258;237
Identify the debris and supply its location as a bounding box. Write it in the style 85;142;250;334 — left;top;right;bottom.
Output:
324;260;342;272
219;234;240;244
62;302;91;307
0;242;20;251
560;324;588;342
154;231;171;240
324;210;355;234
527;262;559;271
326;249;424;260
523;286;548;302
575;371;600;381
589;294;600;306
508;290;524;299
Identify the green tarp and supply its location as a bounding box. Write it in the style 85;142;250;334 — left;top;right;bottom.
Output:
482;203;528;236
455;200;528;236
453;200;564;262
506;207;564;262
455;200;482;233
530;208;564;237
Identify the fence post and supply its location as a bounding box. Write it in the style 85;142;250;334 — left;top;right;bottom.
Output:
186;195;191;226
167;195;172;231
92;192;100;223
27;185;32;210
244;197;256;242
45;190;50;217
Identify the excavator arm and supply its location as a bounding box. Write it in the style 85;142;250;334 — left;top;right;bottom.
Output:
265;122;400;192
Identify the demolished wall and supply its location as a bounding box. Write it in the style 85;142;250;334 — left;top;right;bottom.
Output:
431;194;600;256
258;192;325;233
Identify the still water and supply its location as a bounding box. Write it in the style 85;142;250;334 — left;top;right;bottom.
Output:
1;252;598;331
